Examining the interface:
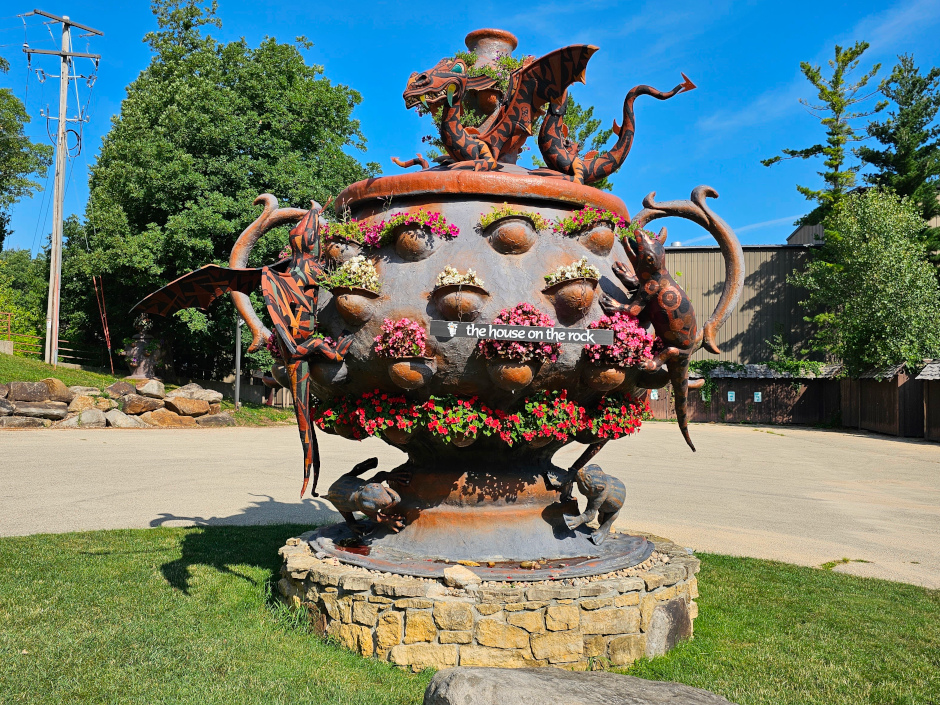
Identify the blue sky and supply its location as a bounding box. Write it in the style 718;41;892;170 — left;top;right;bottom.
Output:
2;0;940;253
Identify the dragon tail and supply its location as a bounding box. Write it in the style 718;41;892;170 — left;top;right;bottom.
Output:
669;358;696;452
582;73;695;186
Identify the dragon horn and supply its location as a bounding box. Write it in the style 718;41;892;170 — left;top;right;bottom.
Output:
611;118;621;137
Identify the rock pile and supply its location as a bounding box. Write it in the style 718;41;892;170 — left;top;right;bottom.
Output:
0;378;234;428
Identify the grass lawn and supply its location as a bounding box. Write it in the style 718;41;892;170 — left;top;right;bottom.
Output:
0;355;295;427
1;527;937;704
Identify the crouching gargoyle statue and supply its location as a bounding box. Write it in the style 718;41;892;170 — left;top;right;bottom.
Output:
326;458;411;537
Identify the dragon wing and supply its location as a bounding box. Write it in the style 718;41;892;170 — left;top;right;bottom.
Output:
479;44;598;154
131;263;272;316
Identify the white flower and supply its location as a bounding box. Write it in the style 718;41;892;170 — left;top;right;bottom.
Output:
544;257;600;286
436;266;485;288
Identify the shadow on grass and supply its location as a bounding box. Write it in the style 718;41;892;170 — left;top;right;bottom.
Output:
157;522;311;595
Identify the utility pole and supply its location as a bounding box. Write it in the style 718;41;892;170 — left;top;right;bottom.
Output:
21;10;102;365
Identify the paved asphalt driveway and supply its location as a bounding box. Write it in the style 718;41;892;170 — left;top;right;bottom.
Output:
2;422;938;587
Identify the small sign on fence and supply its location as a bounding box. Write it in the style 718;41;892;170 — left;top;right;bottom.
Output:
727;390;736;402
650;389;659;401
754;391;762;403
430;320;614;346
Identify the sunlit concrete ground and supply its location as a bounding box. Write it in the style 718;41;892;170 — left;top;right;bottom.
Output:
2;422;938;588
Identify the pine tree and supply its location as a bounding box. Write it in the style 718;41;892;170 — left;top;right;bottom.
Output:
762;42;885;225
857;55;940;268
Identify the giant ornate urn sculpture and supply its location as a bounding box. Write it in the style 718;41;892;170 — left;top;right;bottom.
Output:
136;29;743;668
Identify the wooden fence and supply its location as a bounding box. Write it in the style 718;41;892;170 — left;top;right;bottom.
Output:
1;311;106;366
839;373;924;438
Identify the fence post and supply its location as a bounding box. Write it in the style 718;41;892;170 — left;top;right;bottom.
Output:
234;317;243;410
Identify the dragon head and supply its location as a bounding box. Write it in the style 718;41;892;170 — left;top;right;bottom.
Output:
403;56;496;112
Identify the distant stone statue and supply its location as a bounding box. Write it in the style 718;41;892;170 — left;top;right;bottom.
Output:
326;457;409;536
561;464;626;545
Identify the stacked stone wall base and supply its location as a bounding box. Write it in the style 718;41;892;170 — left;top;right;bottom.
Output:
277;531;699;671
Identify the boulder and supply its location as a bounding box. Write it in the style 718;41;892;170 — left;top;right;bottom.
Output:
105;381;135;399
208;402;221;415
55;408;107;428
41;377;73;403
122;393;164;415
0;416;49;428
0;398;13;416
105;409;150;428
195;412;236;427
68;385;103;397
423;668;737;705
0;382;8;398
9;381;50;402
11;401;69;420
167;383;223;403
95;397;118;411
164;397;209;417
136;378;165;399
69;395;97;413
140;408;197;427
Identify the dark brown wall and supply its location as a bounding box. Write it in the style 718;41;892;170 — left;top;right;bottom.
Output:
925;381;940;442
664;246;816;365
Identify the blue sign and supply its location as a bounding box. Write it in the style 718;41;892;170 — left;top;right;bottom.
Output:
650;389;659;401
727;390;736;402
754;391;762;403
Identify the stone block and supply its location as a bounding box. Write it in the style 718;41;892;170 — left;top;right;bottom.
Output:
404;610;436;643
369;596;393;605
0;383;8;398
105;409;149;428
583;634;608;658
530;631;583;663
579;582;619;597
140;408;196;427
68;386;102;397
438;630;472;644
165;396;209;417
374;579;429;598
389;643;457;670
475;618;529;649
9;381;50;402
650;565;687;587
619;577;645;593
475;603;502;616
615;592;640;607
208;402;222;415
507;609;545;633
122;394;164;415
643;573;668;590
335;623;373;657
68;395;96;413
0;416;48;428
645;599;692;658
339;574;374;593
689;577;699;598
395;598;433;609
319;593;342;621
580;597;615;610
545;604;579;631
689;601;698;619
41;378;73;403
443;565;481;589
376;612;403;649
352;600;379;627
423;667;738;704
580;607;640;635
12;401;68;420
135;379;165;399
55;409;106;428
609;634;646;666
525;586;579;601
458;646;529;668
433;602;473;631
105;381;135;398
480;587;526;603
0;398;13;416
196;413;235;427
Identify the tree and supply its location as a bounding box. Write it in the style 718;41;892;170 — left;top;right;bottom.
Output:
0;57;54;250
762;42;885;225
857;55;940;267
789;189;940;376
62;0;380;378
531;95;616;191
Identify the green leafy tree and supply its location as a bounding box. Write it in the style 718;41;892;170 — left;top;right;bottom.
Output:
0;57;54;250
531;95;615;191
857;55;940;267
763;42;885;225
0;248;47;336
790;189;940;376
63;0;379;378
